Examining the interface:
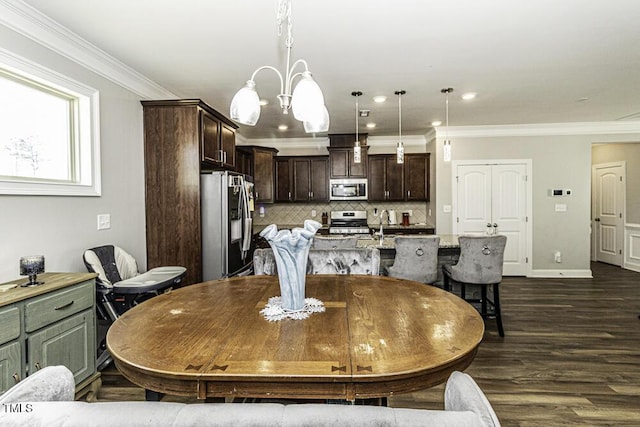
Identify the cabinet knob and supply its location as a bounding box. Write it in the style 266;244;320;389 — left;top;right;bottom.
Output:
35;362;42;370
12;373;20;383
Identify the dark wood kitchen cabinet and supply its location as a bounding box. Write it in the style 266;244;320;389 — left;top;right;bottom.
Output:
328;133;368;178
236;146;278;203
328;147;368;179
368;155;404;201
201;111;236;169
275;156;329;202
404;154;430;201
141;99;238;285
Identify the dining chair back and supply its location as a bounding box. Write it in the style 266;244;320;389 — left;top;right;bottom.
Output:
312;235;359;249
253;248;380;276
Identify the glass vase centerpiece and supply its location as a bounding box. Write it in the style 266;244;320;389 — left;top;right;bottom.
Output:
259;220;324;321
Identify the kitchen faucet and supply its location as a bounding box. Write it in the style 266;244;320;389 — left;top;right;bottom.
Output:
379;209;389;244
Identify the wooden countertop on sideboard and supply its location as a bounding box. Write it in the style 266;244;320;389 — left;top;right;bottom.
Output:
0;272;97;307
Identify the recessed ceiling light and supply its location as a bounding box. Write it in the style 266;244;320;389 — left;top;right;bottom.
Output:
461;92;477;100
373;96;387;103
576;97;589;102
278;124;288;131
431;120;442;127
366;123;376;129
259;99;269;106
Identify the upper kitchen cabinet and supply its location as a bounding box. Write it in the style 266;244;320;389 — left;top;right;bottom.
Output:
368;155;404;201
404;154;430;201
275;156;329;202
236;146;279;203
141;99;238;285
328;133;368;178
201;109;236;169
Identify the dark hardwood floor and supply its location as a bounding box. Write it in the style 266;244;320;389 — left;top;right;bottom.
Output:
97;262;640;426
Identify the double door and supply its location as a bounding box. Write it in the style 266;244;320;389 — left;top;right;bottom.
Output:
454;162;529;275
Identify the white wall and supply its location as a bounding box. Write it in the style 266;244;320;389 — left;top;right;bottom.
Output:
0;25;148;282
434;126;640;275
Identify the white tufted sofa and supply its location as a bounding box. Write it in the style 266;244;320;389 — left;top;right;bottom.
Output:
0;366;500;426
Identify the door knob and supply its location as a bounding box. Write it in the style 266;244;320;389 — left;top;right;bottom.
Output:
594;218;601;222
487;223;492;228
492;223;498;228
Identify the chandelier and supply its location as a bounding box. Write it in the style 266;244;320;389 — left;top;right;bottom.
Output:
229;0;329;133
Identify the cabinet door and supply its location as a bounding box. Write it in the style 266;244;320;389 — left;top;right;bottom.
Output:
0;341;22;394
405;154;429;201
348;149;368;178
385;156;404;201
220;122;236;168
329;149;349;178
293;159;311;201
28;309;95;385
201;111;221;165
368;156;387;201
309;158;329;201
253;149;275;203
275;158;292;202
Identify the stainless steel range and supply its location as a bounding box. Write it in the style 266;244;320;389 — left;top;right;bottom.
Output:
329;210;371;234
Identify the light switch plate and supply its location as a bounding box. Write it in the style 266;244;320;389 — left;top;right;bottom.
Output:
443;205;452;213
97;214;111;230
555;204;567;212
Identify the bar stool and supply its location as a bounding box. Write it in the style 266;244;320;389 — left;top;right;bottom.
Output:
385;236;441;284
442;235;507;337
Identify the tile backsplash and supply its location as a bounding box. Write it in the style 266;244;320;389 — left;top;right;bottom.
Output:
253;201;431;228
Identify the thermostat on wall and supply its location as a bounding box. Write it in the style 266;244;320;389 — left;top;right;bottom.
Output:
548;189;572;197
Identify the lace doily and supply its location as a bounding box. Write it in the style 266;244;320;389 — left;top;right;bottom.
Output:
260;296;325;321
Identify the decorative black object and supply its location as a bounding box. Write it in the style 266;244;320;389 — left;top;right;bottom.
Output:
20;255;45;286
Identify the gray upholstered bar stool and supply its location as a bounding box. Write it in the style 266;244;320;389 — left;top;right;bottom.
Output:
442;235;507;337
385;236;441;284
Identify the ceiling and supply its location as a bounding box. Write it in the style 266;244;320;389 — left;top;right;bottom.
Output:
20;0;640;140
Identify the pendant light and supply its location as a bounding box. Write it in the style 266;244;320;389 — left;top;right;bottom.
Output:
229;0;329;132
395;90;406;164
441;88;453;162
352;91;362;164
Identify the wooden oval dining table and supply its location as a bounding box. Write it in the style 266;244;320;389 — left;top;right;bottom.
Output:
107;274;484;401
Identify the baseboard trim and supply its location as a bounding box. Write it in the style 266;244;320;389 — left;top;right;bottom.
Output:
528;269;593;278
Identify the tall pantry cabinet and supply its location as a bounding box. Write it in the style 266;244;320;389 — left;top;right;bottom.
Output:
141;99;238;286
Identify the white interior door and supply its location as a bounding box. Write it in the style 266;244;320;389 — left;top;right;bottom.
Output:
593;163;624;266
455;162;529;276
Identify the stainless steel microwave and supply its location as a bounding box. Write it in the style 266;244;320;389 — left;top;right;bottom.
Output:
329;178;368;201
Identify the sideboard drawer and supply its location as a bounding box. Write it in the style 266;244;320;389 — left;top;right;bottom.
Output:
0;306;20;345
24;281;94;333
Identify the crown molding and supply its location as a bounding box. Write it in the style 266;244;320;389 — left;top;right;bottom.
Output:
435;121;640;138
0;0;176;99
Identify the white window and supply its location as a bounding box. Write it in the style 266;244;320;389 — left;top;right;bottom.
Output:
0;48;100;196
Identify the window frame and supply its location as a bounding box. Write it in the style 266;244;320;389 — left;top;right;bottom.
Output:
0;47;101;196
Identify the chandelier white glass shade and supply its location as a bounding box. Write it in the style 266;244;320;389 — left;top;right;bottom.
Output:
229;0;329;133
395;90;406;164
441;88;453;162
352;91;362;164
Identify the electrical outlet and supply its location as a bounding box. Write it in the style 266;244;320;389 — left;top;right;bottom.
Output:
97;214;111;230
311;209;317;217
408;210;413;216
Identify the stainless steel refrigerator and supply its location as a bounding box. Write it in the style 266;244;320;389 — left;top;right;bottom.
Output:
201;171;254;280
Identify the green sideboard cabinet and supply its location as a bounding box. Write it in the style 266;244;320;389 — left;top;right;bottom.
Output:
0;273;100;400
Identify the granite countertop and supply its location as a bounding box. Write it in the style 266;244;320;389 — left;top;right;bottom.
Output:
356;234;459;249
